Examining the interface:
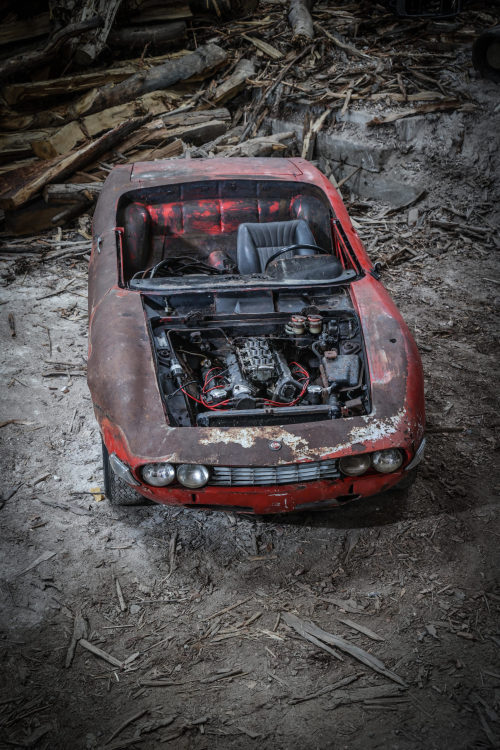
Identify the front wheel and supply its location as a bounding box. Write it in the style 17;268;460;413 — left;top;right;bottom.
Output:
102;440;148;506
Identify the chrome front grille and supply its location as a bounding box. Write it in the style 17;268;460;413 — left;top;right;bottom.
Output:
209;459;339;487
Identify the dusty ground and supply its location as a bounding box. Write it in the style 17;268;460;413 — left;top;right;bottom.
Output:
1;10;500;750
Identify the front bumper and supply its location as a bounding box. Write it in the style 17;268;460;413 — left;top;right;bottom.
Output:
133;470;406;514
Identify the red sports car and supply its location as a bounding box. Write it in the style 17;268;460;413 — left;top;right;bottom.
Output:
87;157;425;513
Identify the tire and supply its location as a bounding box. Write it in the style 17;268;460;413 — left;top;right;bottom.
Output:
101;439;148;506
472;27;500;83
391;467;418;491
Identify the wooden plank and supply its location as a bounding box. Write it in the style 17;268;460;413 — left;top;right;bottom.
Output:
0;44;226;132
0;131;52;163
127;138;184;163
117;108;231;154
0;13;50;46
125;1;192;23
212;58;255;104
82;42;226;117
73;0;124;66
43;183;103;204
2;51;189;106
0;17;102;81
109;22;186;49
242;34;282;59
283;612;407;686
367;100;465;126
30;90;183;159
0;158;38;176
0;117;148;210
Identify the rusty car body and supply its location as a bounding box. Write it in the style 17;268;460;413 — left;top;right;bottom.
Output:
87;157;425;513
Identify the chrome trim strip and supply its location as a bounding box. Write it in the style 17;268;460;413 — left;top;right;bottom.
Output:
405;437;426;471
109;453;140;486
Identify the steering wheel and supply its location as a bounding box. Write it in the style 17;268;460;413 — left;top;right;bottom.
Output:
263;243;329;272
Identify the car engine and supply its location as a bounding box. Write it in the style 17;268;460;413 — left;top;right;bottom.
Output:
152;308;370;428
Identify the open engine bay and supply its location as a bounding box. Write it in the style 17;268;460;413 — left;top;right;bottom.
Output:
145;288;371;428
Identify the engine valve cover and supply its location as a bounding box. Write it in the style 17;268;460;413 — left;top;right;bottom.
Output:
236;338;275;383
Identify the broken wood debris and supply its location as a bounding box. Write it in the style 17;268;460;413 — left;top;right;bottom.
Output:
105;708;150;745
115;577;127;612
65;611;88;668
0;117;148;210
283;612;407;686
0;17;103;81
0;1;479;237
16;550;57;577
367;100;472;126
288;0;314;43
78;638;124;669
212;58;256;104
336;617;385;642
288;673;362;705
109;21;187;49
76;43;227;120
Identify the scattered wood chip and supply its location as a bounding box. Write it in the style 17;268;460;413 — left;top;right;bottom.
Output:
207;597;252;620
242;35;283;60
105;708;149;745
16;550;56;577
336;617;385;642
78;638;124;668
115;577;127;612
65;611;88;668
367;100;469;126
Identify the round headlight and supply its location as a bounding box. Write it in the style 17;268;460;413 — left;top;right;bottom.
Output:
177;464;209;489
142;463;175;487
339;454;371;477
371;449;403;474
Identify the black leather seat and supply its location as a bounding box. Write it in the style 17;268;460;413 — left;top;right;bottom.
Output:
236;219;318;274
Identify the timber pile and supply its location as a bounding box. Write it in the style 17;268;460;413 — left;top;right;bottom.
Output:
0;0;495;238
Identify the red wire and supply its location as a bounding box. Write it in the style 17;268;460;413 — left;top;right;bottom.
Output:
185;361;311;412
181;388;232;411
202;367;221;392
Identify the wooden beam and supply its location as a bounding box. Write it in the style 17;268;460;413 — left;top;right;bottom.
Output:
288;0;314;42
0;117;148;210
0;131;51;164
73;1;125;66
0;44;225;131
81;42;227;117
43;183;103;204
30;90;183;159
0;13;50;46
117;108;231;154
212;58;255;104
2;51;188;106
0;17;102;81
124;1;192;23
108;22;186;49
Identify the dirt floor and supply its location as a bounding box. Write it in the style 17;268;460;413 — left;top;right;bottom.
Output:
1;5;500;750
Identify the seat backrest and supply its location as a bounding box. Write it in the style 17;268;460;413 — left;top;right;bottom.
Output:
122;202;152;277
237;219;316;274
